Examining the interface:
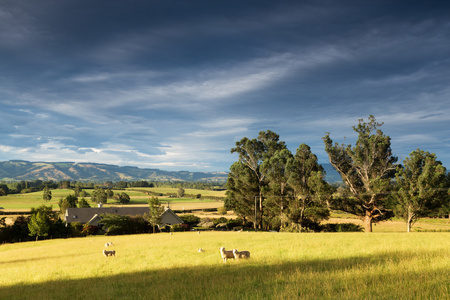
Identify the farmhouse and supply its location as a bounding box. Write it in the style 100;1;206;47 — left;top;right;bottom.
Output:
64;206;183;227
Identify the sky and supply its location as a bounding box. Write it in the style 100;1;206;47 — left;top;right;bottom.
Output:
1;0;450;172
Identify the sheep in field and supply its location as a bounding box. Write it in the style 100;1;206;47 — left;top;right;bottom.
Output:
219;247;235;263
233;249;250;259
198;248;205;253
105;242;114;247
103;250;116;257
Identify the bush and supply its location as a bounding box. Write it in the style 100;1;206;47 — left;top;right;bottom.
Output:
217;207;227;215
321;223;364;232
213;217;228;225
179;214;200;227
172;223;190;232
226;218;243;230
82;224;100;236
70;222;84;237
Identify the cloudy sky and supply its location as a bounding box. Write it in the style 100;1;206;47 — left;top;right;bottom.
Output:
1;0;449;171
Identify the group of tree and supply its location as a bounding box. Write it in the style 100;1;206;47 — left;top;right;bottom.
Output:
226;130;331;232
0;205;70;243
226;116;450;233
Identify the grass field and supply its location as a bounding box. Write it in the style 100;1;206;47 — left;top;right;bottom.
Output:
0;188;224;210
0;232;448;299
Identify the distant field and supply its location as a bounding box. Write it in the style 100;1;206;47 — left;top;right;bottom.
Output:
0;232;448;299
126;187;227;198
1;188;449;233
0;188;223;210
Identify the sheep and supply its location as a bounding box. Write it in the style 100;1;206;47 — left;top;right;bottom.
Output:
233;249;250;259
219;247;235;263
105;242;114;247
198;248;205;253
103;250;116;257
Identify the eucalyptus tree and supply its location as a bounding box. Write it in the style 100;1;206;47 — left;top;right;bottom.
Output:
285;144;330;231
230;130;286;229
260;148;294;230
394;149;448;232
225;162;260;229
323;116;397;232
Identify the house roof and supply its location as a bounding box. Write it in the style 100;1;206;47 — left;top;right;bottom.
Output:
64;206;183;226
160;207;183;225
65;207;150;224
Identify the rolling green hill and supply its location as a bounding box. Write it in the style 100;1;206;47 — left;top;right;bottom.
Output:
0;160;341;183
0;160;228;182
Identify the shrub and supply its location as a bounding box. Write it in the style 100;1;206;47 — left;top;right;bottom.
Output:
226;218;243;230
81;224;100;236
172;223;190;232
179;214;200;227
321;223;364;232
217;207;227;215
213;217;228;225
70;222;84;237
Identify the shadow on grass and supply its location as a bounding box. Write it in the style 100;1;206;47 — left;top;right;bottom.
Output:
1;249;448;300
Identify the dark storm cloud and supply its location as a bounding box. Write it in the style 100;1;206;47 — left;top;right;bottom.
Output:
0;0;449;170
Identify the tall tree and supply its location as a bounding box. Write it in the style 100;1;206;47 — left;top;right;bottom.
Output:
230;130;286;229
91;188;107;205
260;148;294;230
323;116;397;232
42;186;52;202
117;192;131;204
285;144;330;231
393;149;448;232
225;162;260;229
145;196;164;233
28;212;49;241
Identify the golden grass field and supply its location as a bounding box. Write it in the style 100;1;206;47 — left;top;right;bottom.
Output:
0;231;449;299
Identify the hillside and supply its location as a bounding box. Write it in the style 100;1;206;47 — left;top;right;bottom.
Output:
0;160;228;182
0;160;341;183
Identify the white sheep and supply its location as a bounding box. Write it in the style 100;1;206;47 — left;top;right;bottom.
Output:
233;249;250;259
103;249;116;257
219;247;235;263
198;248;205;253
105;242;114;247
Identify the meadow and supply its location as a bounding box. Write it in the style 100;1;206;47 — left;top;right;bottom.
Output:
0;188;225;210
0;232;448;299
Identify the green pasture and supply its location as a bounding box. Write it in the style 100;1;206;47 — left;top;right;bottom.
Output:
0;189;75;210
126;187;227;198
0;188;221;210
0;232;448;299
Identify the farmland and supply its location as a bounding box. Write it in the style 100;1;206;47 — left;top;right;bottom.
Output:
0;231;448;299
1;187;449;232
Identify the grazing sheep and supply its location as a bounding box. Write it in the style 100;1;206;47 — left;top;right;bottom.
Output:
233;249;250;259
219;247;235;263
105;242;114;247
198;248;205;253
103;250;116;257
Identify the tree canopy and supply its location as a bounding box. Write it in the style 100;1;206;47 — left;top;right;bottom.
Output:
393;149;448;232
323;116;398;232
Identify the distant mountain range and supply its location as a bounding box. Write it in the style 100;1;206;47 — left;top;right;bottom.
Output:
0;160;342;183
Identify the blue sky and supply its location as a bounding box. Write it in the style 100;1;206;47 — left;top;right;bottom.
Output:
1;0;449;171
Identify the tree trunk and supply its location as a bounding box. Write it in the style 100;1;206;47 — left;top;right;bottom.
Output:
364;212;373;233
406;206;413;233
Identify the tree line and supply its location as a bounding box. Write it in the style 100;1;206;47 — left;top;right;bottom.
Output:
0;180;225;196
225;116;449;233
